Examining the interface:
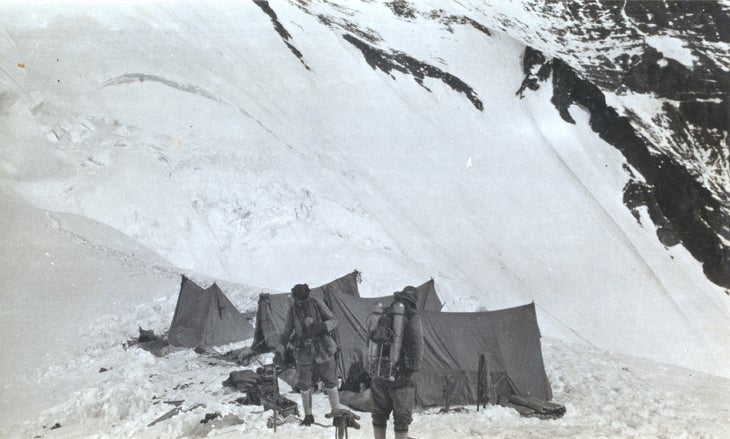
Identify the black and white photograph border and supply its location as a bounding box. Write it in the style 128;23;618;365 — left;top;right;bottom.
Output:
1;1;728;438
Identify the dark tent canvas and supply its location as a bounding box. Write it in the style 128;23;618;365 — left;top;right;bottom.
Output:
310;270;362;299
326;288;552;407
168;276;253;350
412;278;443;311
251;270;361;352
323;280;445;385
416;304;552;406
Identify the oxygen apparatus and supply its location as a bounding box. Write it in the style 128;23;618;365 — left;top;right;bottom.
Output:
366;303;384;366
366;301;406;381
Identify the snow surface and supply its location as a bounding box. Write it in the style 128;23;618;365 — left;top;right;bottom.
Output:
645;34;697;68
1;1;729;437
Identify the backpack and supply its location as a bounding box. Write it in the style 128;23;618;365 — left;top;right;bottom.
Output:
369;310;394;345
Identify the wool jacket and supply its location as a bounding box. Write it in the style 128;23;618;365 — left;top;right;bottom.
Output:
279;295;338;364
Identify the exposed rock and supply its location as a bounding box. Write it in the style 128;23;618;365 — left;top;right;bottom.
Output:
518;51;729;288
252;0;311;71
342;34;484;111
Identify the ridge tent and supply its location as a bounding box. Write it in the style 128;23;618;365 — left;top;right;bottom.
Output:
311;269;362;299
168;275;253;350
417;304;552;406
326;279;445;381
412;278;443;311
250;270;362;353
325;288;552;407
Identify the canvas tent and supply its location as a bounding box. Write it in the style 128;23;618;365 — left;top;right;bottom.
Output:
246;270;554;411
325;279;444;381
416;304;552;405
411;278;443;311
251;270;362;352
325;288;552;407
247;272;553;409
168;275;254;350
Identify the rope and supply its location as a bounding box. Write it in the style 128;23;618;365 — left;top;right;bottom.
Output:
359;276;385;296
249;330;279;353
534;303;598;348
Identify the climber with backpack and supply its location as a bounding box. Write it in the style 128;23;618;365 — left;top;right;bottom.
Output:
366;286;424;439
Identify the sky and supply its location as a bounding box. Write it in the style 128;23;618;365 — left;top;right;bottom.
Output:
1;1;729;437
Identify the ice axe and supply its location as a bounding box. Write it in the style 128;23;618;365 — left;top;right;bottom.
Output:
273;362;278;433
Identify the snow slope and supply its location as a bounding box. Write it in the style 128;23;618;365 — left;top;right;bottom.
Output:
0;191;179;429
1;0;729;437
3;192;729;438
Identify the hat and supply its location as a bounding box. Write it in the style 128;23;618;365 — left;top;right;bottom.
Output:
394;285;418;308
291;283;310;300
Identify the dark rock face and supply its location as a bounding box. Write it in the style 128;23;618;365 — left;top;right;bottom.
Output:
623;1;730;43
342;34;484;111
289;1;491;111
516;47;549;97
272;0;729;290
385;0;417;19
508;1;729;208
507;1;730;290
519;53;729;289
252;0;311;70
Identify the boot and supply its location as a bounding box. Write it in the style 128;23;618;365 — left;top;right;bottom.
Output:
394;429;411;439
300;389;313;426
373;425;387;439
326;386;342;412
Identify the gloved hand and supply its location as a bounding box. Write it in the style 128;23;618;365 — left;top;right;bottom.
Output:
310;321;328;336
273;350;284;365
275;343;286;358
401;368;416;387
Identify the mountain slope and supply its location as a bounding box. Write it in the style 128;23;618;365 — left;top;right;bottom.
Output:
0;0;728;379
0;192;179;428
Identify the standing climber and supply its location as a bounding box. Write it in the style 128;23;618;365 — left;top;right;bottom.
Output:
278;283;341;426
369;286;424;439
